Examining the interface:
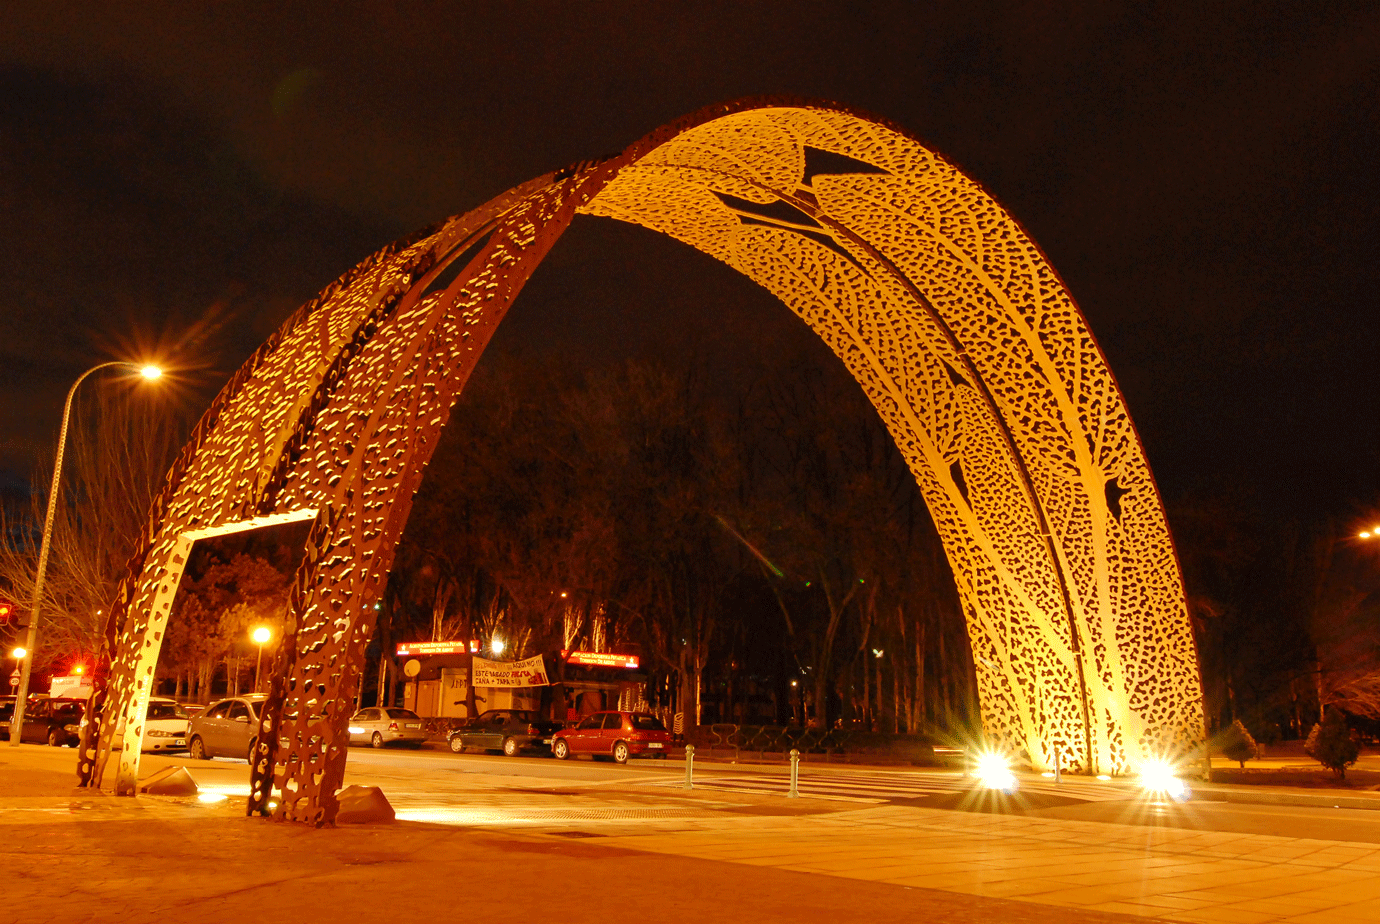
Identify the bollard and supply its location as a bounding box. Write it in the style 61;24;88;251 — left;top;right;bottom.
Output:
788;748;800;799
683;744;695;790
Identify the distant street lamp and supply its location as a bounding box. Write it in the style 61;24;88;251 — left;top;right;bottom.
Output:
252;626;272;692
8;361;162;746
491;637;505;656
7;648;23;698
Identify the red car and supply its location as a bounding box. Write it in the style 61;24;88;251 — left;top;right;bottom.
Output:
551;711;671;763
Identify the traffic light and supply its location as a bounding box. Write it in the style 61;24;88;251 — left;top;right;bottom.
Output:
0;601;13;624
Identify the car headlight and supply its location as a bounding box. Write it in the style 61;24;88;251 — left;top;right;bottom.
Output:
64;724;80;733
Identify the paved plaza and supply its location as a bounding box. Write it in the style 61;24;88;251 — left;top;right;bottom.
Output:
7;743;1380;923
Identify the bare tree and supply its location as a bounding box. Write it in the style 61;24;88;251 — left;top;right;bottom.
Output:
0;384;185;673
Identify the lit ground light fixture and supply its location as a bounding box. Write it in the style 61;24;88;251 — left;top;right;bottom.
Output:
1138;759;1189;800
974;751;1018;793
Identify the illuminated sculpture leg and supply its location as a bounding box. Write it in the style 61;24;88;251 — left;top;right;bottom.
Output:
249;177;606;822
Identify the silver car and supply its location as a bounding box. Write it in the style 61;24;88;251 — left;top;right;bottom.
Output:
187;695;266;762
347;706;428;748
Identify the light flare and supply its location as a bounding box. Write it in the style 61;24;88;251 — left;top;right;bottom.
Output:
974;751;1018;792
1138;759;1189;801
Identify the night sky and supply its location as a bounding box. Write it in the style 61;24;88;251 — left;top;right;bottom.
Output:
2;3;1377;527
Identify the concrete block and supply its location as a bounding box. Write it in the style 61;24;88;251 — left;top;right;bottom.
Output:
335;785;395;824
138;765;200;796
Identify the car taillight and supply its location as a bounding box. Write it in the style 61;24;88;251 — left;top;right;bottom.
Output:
388;722;399;731
527;724;539;736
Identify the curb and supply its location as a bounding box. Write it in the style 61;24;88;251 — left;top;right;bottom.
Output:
1191;783;1380;812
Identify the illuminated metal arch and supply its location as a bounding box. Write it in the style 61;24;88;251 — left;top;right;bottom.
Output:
82;98;1203;821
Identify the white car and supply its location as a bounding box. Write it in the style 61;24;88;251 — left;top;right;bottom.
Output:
347;707;428;748
140;697;192;752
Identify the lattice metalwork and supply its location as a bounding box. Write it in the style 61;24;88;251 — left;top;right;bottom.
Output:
81;99;1203;821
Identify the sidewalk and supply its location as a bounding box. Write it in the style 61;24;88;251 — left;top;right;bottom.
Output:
9;744;1380;924
3;744;1159;924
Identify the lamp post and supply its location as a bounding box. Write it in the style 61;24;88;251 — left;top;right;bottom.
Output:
252;626;272;692
7;362;161;746
7;648;24;702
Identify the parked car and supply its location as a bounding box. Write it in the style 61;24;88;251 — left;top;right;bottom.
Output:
0;695;16;740
347;706;428;748
446;709;563;757
17;697;86;747
186;694;266;762
139;697;192;752
551;711;671;763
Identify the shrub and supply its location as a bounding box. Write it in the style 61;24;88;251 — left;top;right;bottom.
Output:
1305;708;1361;779
1219;719;1258;768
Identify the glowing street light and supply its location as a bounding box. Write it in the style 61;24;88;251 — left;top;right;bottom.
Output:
9;361;162;747
5;648;20;698
491;637;505;656
252;626;272;692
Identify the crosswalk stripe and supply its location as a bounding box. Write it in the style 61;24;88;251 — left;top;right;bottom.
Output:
662;770;1130;804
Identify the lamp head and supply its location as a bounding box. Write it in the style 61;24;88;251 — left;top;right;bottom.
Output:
11;647;25;659
252;626;272;645
139;365;162;380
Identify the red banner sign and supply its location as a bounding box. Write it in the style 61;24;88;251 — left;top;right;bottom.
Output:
563;651;639;669
396;640;470;656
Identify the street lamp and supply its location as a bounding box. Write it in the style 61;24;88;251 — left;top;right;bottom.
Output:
252;626;272;692
8;361;162;746
491;637;505;656
7;648;23;699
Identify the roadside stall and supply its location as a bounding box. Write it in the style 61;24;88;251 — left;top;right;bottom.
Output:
397;641;551;719
395;642;649;724
550;650;648;722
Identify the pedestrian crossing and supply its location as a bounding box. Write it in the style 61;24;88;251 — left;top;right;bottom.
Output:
665;767;1134;804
